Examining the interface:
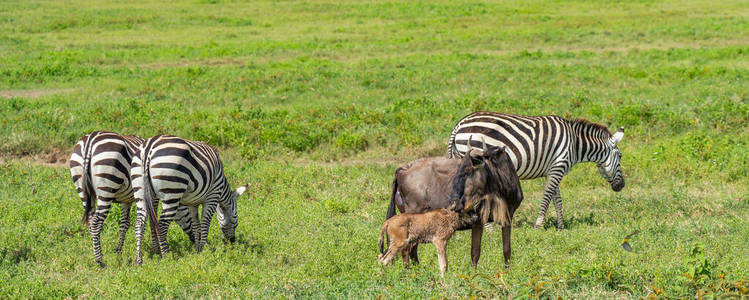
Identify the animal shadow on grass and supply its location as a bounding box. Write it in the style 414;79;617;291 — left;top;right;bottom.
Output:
0;246;35;265
514;212;598;229
234;235;265;255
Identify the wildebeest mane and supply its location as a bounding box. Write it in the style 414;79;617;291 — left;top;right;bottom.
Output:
450;147;523;227
487;148;523;214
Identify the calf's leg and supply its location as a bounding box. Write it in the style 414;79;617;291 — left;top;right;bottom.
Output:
400;243;412;267
379;240;406;266
434;239;448;278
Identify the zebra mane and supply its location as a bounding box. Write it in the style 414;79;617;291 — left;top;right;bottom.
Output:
568;118;611;137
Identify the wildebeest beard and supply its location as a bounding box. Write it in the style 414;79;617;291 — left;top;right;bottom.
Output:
449;148;523;226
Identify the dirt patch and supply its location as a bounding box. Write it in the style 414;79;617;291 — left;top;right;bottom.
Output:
0;88;75;99
0;149;69;167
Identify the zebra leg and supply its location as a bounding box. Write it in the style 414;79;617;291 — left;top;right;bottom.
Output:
134;201;147;265
188;206;200;246
174;205;194;244
115;201;132;254
156;198;180;255
89;196;113;267
552;188;564;229
196;201;219;253
535;169;564;229
149;197;161;254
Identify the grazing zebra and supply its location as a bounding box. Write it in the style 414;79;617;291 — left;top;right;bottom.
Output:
131;135;247;265
447;112;625;229
69;131;194;266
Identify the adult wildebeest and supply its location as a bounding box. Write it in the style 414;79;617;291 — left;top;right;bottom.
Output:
385;138;523;267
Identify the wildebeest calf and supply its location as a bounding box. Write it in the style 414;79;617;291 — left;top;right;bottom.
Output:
378;208;461;278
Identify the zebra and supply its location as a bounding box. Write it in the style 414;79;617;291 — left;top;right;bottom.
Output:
69;131;194;266
131;135;247;265
447;112;625;229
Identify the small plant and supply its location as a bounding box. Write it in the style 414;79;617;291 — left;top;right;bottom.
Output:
458;271;510;299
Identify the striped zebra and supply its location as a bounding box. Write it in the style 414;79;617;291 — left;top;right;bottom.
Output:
131;135;247;265
69;131;193;266
447;112;625;229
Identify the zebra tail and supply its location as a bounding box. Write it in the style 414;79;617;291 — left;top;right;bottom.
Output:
446;124;460;158
80;144;94;226
142;151;160;247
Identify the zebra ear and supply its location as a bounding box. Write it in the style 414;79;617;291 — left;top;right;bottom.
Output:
612;127;624;144
234;184;248;198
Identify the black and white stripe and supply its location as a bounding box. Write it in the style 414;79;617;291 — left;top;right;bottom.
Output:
69;131;193;266
131;135;247;265
447;112;625;229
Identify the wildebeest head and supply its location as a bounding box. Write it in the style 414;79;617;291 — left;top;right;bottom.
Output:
448;138;523;225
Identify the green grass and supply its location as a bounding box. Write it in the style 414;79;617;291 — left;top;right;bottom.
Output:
1;0;748;298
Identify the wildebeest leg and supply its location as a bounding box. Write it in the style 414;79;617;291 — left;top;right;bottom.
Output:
471;222;483;268
552;188;564;229
502;225;511;268
409;243;419;264
434;239;448;278
534;167;564;229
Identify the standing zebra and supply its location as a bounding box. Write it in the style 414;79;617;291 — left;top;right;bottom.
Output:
131;135;247;265
69;131;194;266
447;112;625;229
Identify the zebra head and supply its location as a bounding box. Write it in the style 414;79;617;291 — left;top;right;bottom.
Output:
597;127;625;192
217;184;248;243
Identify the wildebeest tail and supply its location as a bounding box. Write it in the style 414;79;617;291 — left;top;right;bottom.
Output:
386;173;399;220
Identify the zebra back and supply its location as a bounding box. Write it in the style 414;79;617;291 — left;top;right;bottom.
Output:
70;131;144;224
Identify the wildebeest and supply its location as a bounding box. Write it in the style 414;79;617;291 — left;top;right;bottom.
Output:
378;208;461;278
385;138;523;267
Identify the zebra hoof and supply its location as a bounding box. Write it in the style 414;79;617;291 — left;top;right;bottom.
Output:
97;261;106;268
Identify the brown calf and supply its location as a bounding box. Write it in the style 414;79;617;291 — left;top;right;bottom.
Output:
378;208;461;278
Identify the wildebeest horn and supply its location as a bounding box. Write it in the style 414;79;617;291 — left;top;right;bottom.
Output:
481;136;488;153
466;135;473;152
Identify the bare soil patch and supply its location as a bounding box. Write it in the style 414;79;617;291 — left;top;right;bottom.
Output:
0;89;75;99
0;149;69;167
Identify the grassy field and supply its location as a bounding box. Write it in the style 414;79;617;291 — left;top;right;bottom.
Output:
1;0;748;298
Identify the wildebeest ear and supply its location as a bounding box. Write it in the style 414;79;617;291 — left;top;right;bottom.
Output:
486;145;501;157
